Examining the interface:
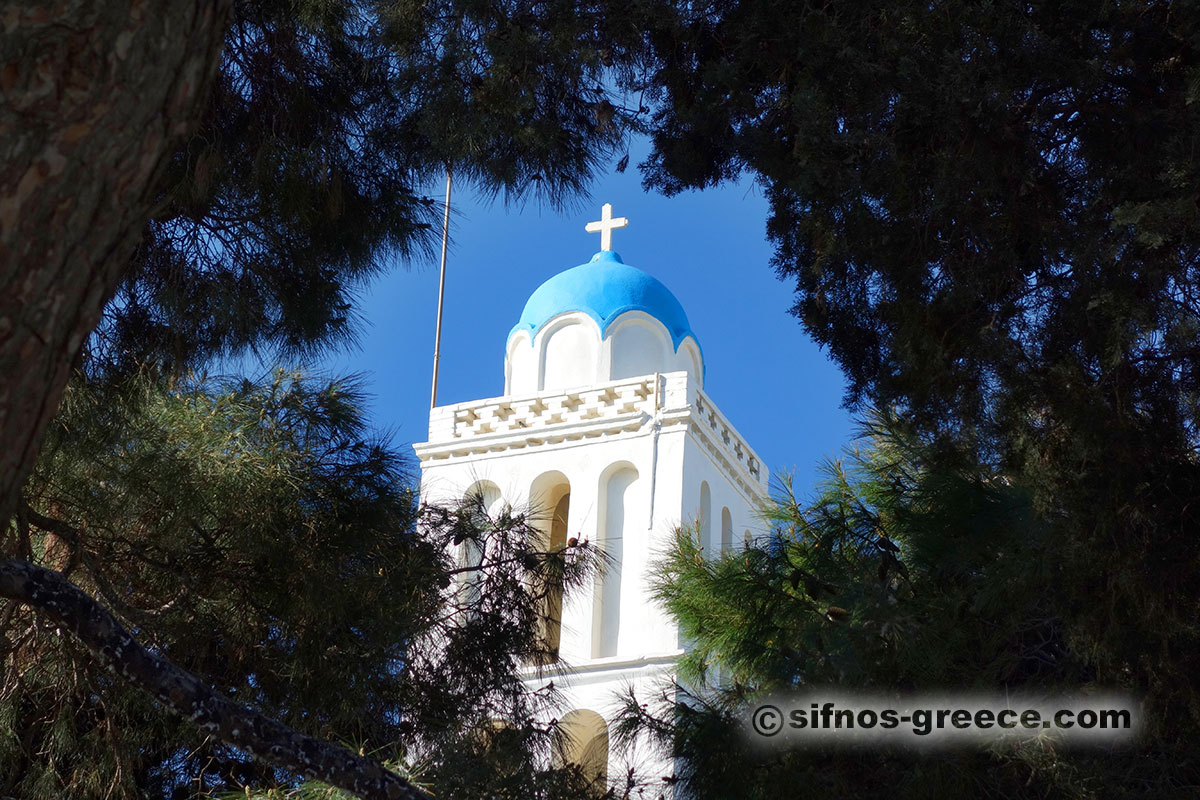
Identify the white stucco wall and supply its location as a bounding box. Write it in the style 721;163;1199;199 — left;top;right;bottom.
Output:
607;315;668;381
415;367;766;793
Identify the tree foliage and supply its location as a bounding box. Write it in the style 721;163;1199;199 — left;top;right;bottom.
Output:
6;370;424;796
94;0;652;380
643;0;1200;441
636;0;1200;785
656;416;1058;693
4;369;607;798
13;0;1200;796
4;0;652;793
617;415;1194;798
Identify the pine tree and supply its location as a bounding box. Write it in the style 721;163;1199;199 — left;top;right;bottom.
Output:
0;0;228;524
616;414;1192;797
636;0;1200;777
93;0;652;381
3;1;651;793
5;369;607;798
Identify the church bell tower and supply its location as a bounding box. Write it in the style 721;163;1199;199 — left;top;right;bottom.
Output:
413;204;769;788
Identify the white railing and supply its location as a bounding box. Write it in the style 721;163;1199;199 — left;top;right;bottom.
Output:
429;375;658;441
423;372;768;496
693;388;767;493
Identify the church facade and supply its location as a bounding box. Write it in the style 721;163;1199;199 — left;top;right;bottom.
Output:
413;205;768;789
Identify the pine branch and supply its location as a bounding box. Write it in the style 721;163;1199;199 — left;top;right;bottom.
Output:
0;557;430;800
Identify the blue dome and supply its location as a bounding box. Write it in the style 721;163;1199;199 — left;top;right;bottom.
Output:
509;251;698;351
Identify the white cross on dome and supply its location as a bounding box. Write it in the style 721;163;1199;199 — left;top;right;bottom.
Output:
585;203;629;251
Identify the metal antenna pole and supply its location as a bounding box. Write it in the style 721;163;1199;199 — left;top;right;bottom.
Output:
430;166;453;409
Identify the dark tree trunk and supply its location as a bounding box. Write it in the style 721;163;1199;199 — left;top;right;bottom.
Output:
0;0;225;524
0;5;431;797
0;559;429;800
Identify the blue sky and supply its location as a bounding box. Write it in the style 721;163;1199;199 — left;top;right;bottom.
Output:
324;144;859;496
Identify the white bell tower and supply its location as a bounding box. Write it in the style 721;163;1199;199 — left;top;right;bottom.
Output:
413;205;769;789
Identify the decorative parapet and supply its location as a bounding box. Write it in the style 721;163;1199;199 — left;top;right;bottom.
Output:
416;371;769;499
690;386;769;499
429;375;659;441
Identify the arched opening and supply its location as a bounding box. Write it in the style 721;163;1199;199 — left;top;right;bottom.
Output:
698;481;712;554
461;481;503;615
541;316;597;391
608;314;668;380
529;471;570;663
676;338;703;388
555;709;608;793
594;464;638;658
505;331;536;395
476;718;523;778
721;507;733;553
